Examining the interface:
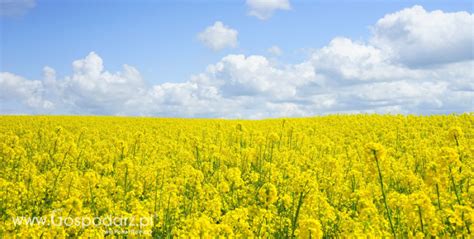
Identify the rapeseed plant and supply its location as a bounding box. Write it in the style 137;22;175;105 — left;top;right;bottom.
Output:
0;114;472;237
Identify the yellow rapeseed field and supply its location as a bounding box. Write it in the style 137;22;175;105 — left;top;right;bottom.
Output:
0;115;473;238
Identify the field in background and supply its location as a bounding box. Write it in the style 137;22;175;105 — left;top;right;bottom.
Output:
1;115;472;237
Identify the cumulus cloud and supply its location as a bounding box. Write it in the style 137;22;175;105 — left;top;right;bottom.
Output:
0;52;149;115
0;0;36;17
1;5;473;118
194;54;315;99
311;37;423;82
371;5;474;67
63;52;147;114
42;66;56;84
268;46;283;56
198;21;238;51
0;72;53;113
246;0;291;20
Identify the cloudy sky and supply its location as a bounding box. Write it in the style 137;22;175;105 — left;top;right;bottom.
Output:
1;0;473;118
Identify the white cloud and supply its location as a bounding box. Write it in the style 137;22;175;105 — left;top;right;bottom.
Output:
198;21;238;51
0;72;53;112
42;66;56;82
311;37;423;82
195;54;315;99
1;50;472;117
0;0;36;17
246;0;291;20
268;46;283;56
63;52;147;114
371;5;474;67
1;6;473;118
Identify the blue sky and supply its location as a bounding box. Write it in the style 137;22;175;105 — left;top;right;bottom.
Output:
1;0;473;117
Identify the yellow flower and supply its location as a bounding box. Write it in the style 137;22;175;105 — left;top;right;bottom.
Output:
365;142;386;161
64;197;82;214
440;147;459;165
448;126;463;141
298;218;322;239
0;114;472;238
258;183;278;205
218;181;230;193
280;194;292;208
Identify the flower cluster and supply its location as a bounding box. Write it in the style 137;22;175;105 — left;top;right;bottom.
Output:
0;114;472;237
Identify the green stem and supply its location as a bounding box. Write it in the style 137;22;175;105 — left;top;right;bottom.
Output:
435;183;441;210
448;167;462;205
124;165;129;211
291;192;305;238
374;152;396;238
417;205;424;234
